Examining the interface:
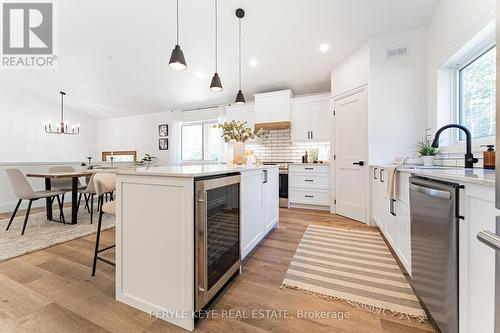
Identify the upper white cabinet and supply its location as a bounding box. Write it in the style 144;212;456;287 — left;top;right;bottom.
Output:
225;103;255;128
291;94;331;143
254;90;293;124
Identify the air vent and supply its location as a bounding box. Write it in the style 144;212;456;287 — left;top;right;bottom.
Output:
386;46;409;60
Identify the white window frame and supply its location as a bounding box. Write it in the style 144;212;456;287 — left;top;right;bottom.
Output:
180;120;220;164
439;37;496;153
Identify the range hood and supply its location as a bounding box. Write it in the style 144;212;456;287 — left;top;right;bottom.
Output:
254;121;291;130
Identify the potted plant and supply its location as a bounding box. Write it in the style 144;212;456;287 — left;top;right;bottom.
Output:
217;121;265;165
134;154;157;167
416;139;439;166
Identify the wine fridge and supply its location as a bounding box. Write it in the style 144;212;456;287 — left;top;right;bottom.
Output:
195;174;241;311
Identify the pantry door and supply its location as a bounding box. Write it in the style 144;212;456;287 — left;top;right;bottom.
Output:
334;87;369;223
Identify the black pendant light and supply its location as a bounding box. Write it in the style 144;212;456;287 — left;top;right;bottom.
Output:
169;0;187;71
210;0;223;92
234;8;245;104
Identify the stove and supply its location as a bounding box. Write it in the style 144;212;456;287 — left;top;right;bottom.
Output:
262;162;291;208
262;161;292;174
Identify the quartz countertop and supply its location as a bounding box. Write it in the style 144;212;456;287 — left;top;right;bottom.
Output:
370;164;495;187
410;168;495;187
116;164;278;178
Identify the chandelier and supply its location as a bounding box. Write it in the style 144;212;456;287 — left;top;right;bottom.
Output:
45;91;80;135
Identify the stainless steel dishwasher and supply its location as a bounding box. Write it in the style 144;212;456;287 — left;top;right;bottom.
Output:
409;176;463;333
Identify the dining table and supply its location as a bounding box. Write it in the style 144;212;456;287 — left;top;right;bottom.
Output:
26;171;94;224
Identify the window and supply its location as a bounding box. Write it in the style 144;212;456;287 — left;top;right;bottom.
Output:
181;121;220;162
458;45;496;140
101;151;137;162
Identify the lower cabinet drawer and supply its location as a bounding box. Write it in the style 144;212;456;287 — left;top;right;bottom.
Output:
289;189;330;205
290;174;330;189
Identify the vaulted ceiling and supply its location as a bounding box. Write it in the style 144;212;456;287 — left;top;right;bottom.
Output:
1;0;439;118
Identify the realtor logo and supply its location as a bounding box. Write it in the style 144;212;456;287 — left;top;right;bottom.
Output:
1;1;56;68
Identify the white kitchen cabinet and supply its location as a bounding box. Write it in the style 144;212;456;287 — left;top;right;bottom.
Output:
459;183;497;333
291;94;331;143
263;168;279;233
395;200;411;275
370;166;411;274
225;103;255;128
254;90;293;124
289;164;330;210
240;168;279;259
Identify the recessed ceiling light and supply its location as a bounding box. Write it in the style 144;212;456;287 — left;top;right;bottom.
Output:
319;43;329;53
249;58;258;67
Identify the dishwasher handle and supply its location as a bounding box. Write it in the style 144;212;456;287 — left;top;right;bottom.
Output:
477;230;500;252
410;184;452;200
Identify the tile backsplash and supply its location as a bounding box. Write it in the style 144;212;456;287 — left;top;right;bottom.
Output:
245;129;330;163
434;150;485;168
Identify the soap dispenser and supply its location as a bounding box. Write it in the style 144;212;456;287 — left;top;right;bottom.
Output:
481;145;495;169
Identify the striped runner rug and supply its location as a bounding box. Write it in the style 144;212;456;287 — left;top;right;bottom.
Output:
281;225;427;321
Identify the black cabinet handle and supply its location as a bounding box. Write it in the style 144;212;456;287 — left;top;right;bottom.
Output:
305;167;314;170
353;161;365;166
305;179;314;182
390;199;396;216
305;195;314;198
263;170;268;183
374;167;378;179
311;131;313;140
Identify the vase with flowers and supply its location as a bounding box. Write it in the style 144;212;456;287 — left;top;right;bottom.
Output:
217;121;265;165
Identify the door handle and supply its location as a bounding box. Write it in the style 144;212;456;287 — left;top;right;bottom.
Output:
263;170;268;183
353;161;365;166
311;131;313;140
307;131;310;140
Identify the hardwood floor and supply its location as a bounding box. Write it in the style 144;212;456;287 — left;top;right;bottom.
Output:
0;207;437;333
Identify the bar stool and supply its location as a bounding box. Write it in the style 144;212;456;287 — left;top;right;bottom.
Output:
5;169;66;235
91;173;116;276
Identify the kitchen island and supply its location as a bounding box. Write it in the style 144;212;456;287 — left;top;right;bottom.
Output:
114;164;279;331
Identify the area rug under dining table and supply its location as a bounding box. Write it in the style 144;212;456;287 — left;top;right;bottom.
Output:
281;224;427;321
0;208;115;262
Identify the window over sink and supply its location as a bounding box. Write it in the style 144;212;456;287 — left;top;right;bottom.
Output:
458;45;496;140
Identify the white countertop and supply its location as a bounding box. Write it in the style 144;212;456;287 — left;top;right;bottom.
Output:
116;164;278;178
410;168;495;187
370;164;495;187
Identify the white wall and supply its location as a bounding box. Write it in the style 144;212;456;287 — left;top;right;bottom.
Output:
426;0;496;132
331;29;428;164
0;86;100;212
369;29;428;163
0;86;98;163
97;111;176;165
331;42;370;97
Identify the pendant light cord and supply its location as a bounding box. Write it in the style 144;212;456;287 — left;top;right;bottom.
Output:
60;92;64;123
215;0;218;73
238;18;242;90
176;0;179;44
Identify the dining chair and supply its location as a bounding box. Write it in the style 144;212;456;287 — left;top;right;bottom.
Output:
91;173;116;276
81;174;97;224
5;169;66;235
48;166;86;219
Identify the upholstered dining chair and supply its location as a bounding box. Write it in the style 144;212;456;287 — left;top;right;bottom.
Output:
48;166;86;218
5;169;66;235
91;173;116;276
80;174;97;224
